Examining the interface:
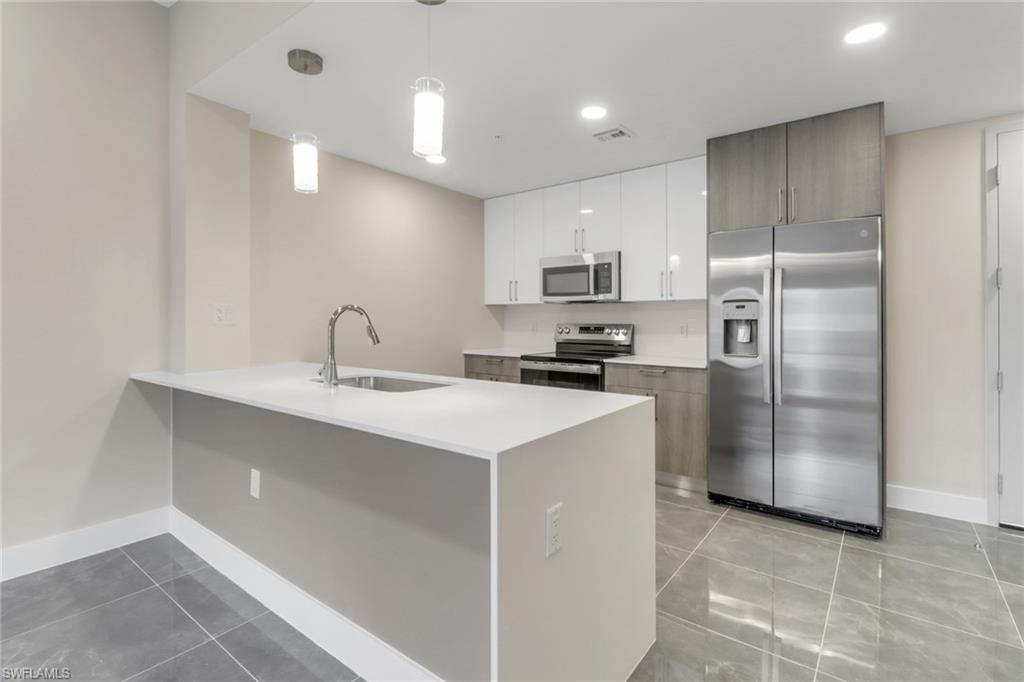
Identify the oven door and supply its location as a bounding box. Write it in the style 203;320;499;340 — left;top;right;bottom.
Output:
520;360;603;391
540;252;620;303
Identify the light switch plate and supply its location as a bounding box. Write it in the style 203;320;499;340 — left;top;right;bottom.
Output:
545;502;563;558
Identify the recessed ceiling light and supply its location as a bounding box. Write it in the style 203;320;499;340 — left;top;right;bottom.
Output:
580;105;607;120
844;22;886;45
580;208;594;214
425;154;446;165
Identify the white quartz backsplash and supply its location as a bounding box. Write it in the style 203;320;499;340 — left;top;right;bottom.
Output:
501;300;707;358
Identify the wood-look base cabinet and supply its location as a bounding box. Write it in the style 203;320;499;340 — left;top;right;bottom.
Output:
464;354;520;383
707;102;883;233
605;364;707;481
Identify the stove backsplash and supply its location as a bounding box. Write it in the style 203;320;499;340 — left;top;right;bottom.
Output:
501;300;707;358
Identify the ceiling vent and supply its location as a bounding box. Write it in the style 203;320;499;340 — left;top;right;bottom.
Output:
593;126;634;143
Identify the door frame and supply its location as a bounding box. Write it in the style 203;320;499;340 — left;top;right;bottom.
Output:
984;118;1024;527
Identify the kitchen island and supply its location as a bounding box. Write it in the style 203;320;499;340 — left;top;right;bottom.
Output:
132;362;654;681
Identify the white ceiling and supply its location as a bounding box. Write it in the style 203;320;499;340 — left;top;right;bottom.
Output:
191;1;1023;199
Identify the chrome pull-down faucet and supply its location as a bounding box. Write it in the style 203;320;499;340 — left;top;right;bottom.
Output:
320;305;381;386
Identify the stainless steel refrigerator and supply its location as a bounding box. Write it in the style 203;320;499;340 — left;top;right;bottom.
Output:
707;217;883;535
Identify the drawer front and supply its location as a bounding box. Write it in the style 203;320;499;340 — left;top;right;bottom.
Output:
466;371;518;383
605;365;707;394
465;355;519;378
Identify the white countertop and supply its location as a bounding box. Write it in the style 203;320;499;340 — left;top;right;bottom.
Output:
604;355;707;369
131;362;648;460
462;347;543;358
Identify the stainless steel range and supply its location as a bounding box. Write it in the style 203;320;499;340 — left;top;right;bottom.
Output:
520;323;634;391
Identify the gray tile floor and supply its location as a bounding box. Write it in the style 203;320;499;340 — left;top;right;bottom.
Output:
632;486;1024;682
0;535;360;682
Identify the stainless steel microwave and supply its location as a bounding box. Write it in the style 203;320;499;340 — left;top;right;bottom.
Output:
540;251;621;303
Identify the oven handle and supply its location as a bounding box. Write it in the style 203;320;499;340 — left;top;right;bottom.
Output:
519;360;603;375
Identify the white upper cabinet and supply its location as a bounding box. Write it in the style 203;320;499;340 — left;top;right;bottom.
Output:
621;165;667;302
579;174;621;254
666;157;707;300
513;189;544;304
484;195;515;304
542;182;580;257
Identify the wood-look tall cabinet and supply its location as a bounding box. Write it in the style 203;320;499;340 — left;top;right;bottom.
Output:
707;102;884;232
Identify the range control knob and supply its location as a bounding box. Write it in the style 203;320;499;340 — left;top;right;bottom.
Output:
556;327;564;334
563;327;572;334
604;328;612;335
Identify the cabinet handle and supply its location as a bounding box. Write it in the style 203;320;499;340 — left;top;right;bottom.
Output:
581;228;586;252
777;188;784;224
669;271;674;298
660;271;665;298
508;280;512;301
514;279;518;301
653;391;659;422
639;368;667;375
485;358;503;364
574;229;579;252
790;187;797;223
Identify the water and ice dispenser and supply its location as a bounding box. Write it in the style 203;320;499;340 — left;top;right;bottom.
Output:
722;301;760;357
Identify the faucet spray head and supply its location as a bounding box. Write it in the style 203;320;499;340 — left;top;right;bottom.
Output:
366;325;381;346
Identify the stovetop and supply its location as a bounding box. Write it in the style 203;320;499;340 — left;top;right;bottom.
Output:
520;351;612;365
520;323;635;365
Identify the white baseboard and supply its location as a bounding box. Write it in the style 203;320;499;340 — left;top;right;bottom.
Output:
886;484;989;525
1;506;171;581
169;508;439;682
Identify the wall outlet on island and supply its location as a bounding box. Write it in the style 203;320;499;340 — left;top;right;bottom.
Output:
545;502;563;558
212;303;238;326
250;468;261;499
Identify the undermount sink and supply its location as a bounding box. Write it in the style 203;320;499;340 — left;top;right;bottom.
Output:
331;375;450;392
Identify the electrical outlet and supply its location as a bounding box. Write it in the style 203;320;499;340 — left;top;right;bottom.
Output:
212;303;238;326
545;502;563;558
679;324;688;337
250;469;261;499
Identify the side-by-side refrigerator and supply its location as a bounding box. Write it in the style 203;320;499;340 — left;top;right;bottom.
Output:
707;217;883;535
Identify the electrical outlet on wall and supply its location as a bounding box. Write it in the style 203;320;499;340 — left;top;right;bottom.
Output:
545;502;563;558
679;324;688;337
212;303;238;326
250;468;261;499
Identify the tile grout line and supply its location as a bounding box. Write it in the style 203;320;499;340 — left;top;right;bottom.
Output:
971;522;1024;649
656;506;728;598
120;608;271;682
812;531;844;682
118;548;260;682
841;540;1001;582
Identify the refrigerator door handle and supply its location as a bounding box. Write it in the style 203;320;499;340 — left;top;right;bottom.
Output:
762;268;772;404
773;267;784;405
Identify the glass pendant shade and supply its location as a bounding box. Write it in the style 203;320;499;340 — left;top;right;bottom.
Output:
412;77;445;158
291;132;319;194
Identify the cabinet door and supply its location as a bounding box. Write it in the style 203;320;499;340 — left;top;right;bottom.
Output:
707;124;788;232
542;182;580;256
621;165;667;301
655;390;708;481
484;196;515;304
579;174;621;253
513;189;544;304
666;157;707;300
786;103;883;224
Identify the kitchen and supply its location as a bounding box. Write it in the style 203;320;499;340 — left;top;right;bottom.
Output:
3;2;1024;682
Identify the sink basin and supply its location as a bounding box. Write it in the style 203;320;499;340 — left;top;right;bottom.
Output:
331;375;450;392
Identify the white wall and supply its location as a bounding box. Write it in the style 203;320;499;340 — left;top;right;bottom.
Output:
1;2;171;547
501;301;706;358
249;131;503;377
885;112;1023;499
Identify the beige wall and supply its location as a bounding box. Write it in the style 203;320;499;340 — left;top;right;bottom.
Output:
1;2;171;546
885;112;1022;498
249;130;503;376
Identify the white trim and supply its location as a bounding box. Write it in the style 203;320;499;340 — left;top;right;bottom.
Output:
0;506;170;581
886;484;988;525
169;508;440;682
985;118;1024;527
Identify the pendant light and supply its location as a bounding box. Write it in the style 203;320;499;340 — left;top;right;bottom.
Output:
288;49;323;193
412;0;446;161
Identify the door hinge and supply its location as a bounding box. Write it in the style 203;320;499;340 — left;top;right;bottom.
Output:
996;267;1004;289
997;371;1005;393
998;473;1004;495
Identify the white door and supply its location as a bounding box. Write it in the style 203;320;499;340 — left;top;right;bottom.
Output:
542;182;580;257
513;189;544;304
667;157;707;300
484;196;515;304
999;128;1024;528
580;174;621;254
621;164;667;301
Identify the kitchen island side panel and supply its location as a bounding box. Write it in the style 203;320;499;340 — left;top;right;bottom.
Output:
496;399;656;680
171;391;490;681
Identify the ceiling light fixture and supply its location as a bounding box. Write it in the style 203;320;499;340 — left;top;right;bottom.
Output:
844;22;886;45
580;105;607;120
580;208;594;214
287;49;323;194
412;0;447;160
